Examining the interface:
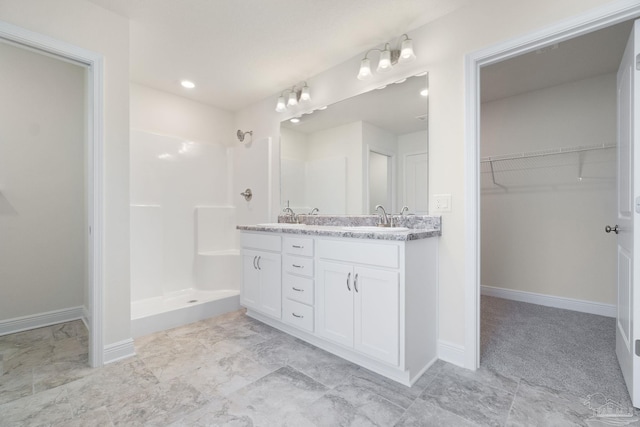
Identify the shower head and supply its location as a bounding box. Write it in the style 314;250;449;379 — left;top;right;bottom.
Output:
237;129;253;143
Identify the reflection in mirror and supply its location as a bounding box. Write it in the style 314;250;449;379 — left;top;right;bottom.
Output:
280;73;428;215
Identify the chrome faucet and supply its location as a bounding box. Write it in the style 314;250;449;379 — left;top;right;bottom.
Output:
375;205;390;227
308;207;319;215
282;207;299;223
400;206;409;215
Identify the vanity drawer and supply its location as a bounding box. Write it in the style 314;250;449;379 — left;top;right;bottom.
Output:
283;254;314;277
317;239;399;269
283;299;313;332
283;274;314;305
241;232;281;252
283;237;314;257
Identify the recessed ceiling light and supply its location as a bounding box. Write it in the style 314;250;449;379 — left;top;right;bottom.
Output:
290;117;300;124
181;80;195;89
420;88;429;97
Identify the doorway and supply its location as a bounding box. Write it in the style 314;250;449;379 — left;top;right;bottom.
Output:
0;21;104;367
464;0;640;407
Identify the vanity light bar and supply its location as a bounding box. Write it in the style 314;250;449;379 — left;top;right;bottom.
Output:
357;34;416;80
275;82;311;112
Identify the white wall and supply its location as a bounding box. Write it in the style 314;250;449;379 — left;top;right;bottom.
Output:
0;0;131;346
0;41;85;320
480;74;617;304
234;0;616;350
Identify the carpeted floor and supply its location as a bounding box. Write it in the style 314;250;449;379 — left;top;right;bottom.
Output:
481;295;631;406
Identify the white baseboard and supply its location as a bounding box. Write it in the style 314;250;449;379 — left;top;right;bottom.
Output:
81;306;90;331
438;339;466;368
103;338;136;364
0;306;84;336
481;285;616;318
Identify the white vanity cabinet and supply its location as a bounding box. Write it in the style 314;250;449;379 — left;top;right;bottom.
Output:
317;260;399;365
239;228;438;386
240;233;282;319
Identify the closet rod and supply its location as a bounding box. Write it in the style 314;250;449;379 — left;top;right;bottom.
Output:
480;143;615;164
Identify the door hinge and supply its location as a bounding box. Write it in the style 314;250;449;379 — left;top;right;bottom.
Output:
635;340;640;356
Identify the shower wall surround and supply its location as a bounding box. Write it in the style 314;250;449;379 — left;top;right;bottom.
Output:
130;130;238;300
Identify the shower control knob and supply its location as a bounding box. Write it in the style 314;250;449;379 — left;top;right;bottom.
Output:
240;188;252;201
605;225;619;234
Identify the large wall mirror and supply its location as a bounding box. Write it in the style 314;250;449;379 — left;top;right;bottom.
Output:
280;73;428;216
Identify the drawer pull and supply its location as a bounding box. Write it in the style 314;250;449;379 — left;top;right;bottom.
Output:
292;245;304;249
292;313;304;319
354;273;359;293
256;256;262;270
292;264;303;269
346;272;351;291
252;256;257;270
292;287;304;292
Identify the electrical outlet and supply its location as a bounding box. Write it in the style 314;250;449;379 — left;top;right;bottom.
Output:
433;194;451;213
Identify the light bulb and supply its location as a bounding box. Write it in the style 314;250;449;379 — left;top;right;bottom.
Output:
377;49;392;72
300;85;310;102
290;117;300;124
399;38;416;63
287;91;298;107
357;58;372;80
275;96;286;112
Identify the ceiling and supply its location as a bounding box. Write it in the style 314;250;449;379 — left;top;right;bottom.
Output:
86;0;467;112
281;74;428;135
481;20;634;103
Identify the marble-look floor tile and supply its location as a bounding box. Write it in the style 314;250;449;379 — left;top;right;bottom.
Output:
438;362;519;394
33;359;93;393
51;320;87;341
395;397;481;426
169;396;256;427
134;331;176;359
286;344;362;389
0;369;33;405
0;325;54;347
51;406;114;427
65;357;159;416
107;376;208;426
0;385;73;426
227;366;328;425
183;351;274;397
421;367;515;427
347;368;435;409
291;382;405;427
506;380;602;426
243;334;314;371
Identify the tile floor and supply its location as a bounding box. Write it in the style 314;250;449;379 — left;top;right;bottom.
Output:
0;308;638;426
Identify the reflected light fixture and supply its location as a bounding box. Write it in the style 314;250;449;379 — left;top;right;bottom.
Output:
420;88;429;97
357;34;416;80
180;80;195;89
275;82;311;112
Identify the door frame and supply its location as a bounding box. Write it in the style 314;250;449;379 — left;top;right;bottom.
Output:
463;0;640;370
0;21;105;367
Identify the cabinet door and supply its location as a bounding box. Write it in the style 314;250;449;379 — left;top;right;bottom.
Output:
316;261;354;347
241;249;261;310
354;266;399;365
256;251;282;319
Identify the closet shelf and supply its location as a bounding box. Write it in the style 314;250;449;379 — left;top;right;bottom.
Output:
480;143;616;164
481;143;616;189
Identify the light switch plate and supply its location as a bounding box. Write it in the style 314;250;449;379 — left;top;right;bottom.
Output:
433;194;452;213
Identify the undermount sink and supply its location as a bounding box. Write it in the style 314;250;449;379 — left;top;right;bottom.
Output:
257;223;306;228
342;226;409;232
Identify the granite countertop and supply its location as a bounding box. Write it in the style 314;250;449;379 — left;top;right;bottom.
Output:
236;215;441;241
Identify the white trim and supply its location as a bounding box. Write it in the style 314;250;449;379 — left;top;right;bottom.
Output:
103;338;136;364
0;306;84;336
82;306;90;331
437;340;465;368
465;0;640;370
0;20;105;368
481;286;616;318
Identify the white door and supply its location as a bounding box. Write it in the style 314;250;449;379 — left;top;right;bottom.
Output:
615;19;640;408
316;261;354;347
354;266;400;365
